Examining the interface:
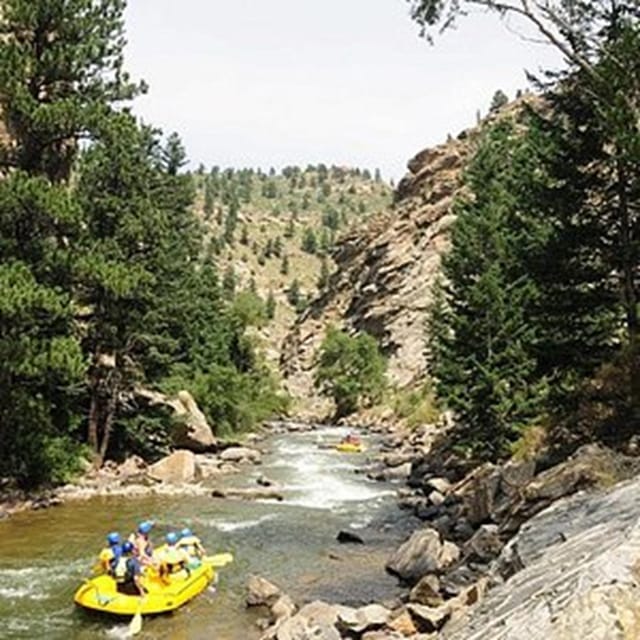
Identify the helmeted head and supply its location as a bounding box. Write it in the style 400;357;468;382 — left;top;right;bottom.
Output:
107;532;121;546
138;520;153;535
180;528;193;539
122;540;134;554
166;531;179;546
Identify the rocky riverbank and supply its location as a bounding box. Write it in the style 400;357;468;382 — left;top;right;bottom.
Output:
0;420;318;518
246;421;640;640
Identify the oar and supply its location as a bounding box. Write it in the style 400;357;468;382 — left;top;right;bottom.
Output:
129;595;145;636
203;552;234;567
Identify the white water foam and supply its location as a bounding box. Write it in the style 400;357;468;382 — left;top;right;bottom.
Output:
192;512;278;532
214;513;278;532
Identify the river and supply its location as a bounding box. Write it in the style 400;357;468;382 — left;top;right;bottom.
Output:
0;426;413;639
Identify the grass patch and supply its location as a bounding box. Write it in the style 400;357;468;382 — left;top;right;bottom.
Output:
393;383;440;428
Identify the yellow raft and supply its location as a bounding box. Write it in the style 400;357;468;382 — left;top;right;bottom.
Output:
335;442;365;453
74;562;215;616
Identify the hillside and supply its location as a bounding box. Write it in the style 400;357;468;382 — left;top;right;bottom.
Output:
191;165;392;365
280;96;539;417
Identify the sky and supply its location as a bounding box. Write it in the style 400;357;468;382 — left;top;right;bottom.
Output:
123;0;563;181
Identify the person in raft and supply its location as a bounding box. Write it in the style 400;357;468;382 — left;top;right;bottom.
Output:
129;520;155;566
341;433;361;445
177;527;206;567
98;531;123;575
113;541;145;596
158;532;191;579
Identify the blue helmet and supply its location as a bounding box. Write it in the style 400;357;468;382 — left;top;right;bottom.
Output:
107;532;120;546
122;541;134;554
166;532;179;545
138;521;153;535
180;528;193;538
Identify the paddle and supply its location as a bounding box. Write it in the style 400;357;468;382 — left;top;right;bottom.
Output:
129;595;145;636
203;552;234;567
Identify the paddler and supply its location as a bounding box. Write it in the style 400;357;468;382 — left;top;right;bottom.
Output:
97;531;122;574
177;527;206;567
129;520;155;566
158;532;190;579
113;540;145;596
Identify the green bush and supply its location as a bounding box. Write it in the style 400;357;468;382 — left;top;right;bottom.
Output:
393;383;440;428
315;326;386;417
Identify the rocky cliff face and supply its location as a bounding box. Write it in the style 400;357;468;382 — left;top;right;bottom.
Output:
281;97;538;416
279;132;472;416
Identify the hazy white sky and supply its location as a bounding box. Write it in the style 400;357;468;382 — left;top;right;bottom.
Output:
124;0;563;180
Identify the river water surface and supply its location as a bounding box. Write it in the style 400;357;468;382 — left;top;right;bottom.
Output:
0;427;412;639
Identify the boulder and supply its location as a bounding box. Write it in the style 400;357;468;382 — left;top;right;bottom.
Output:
425;477;452;494
451;463;501;526
386;609;418;636
117;455;147;477
386;527;461;584
148;450;196;484
247;575;281;607
271;594;296;621
406;603;451;633
220;446;262;464
409;574;442;606
337;604;391;634
464;524;503;562
274;601;353;640
337;530;365;544
136;387;216;452
171;390;217;452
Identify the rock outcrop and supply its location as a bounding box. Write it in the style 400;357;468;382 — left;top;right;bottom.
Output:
136;387;216;452
280;97;539;414
444;474;640;640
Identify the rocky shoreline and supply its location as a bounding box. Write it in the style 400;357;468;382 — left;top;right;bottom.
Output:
242;420;640;640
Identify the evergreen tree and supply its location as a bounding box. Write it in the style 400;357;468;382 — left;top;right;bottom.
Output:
204;178;215;217
0;0;142;182
265;290;276;320
286;278;300;307
162;132;187;175
301;227;318;254
280;254;290;276
429;121;551;460
284;218;295;238
489;90;509;112
222;265;236;297
317;257;330;290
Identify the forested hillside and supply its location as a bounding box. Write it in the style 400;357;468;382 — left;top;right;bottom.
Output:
192;165;391;364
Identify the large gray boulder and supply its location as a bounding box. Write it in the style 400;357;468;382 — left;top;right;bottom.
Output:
386;527;461;584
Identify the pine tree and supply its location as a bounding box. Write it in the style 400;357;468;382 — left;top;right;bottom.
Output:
265;290;276;320
317;257;330;290
0;0;141;484
280;254;290;275
0;0;143;182
286;278;300;307
301;227;318;254
489;90;509;112
429;121;550;460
